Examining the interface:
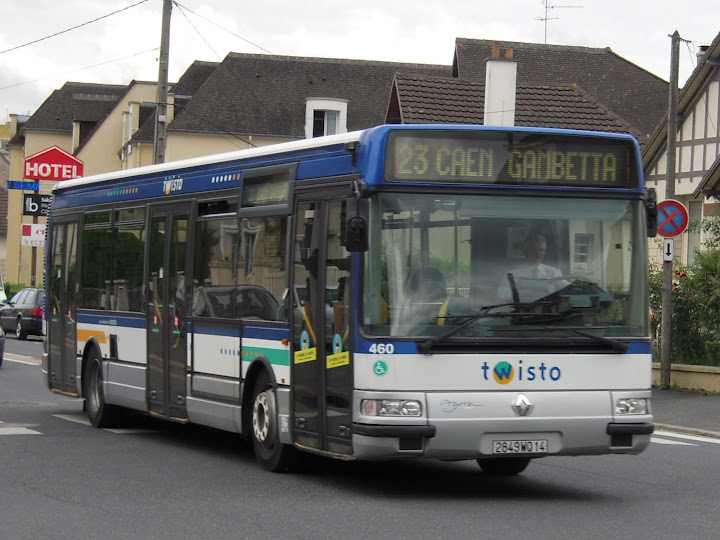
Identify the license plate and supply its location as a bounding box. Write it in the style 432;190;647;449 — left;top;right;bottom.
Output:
492;439;548;454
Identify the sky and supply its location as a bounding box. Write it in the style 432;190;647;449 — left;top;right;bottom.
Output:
1;0;718;123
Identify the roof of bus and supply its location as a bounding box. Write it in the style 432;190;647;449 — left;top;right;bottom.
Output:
54;130;364;192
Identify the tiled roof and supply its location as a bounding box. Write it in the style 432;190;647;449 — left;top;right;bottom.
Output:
390;73;643;139
13;82;126;137
129;60;220;144
453;38;668;141
168;53;450;138
171;60;219;98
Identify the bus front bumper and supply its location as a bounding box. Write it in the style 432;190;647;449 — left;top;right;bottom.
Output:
352;390;653;460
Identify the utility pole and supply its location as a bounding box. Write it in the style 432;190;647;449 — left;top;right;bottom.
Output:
153;0;172;165
660;31;681;387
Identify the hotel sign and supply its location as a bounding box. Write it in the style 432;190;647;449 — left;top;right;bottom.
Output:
24;145;84;181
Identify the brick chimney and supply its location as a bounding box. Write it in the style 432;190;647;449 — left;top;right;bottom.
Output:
484;43;517;126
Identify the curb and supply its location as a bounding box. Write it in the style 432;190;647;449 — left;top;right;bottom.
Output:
654;422;720;440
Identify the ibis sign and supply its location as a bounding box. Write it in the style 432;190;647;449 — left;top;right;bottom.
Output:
24;146;83;181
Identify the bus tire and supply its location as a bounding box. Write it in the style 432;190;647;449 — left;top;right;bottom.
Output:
477;457;531;476
84;347;118;428
251;371;291;472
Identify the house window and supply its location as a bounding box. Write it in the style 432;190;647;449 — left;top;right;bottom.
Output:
313;110;339;137
305;99;347;139
574;233;593;265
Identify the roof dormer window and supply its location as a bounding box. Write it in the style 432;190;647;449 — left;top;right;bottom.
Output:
305;99;347;138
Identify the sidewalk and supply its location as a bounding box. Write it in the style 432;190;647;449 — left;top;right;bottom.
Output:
652;387;720;437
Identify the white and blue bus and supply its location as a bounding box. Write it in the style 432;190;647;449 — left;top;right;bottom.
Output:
44;125;657;474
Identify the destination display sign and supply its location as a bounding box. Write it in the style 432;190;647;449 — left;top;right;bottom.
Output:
385;131;636;189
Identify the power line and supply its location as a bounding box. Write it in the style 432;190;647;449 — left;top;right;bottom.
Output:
172;1;274;55
0;0;149;56
0;48;159;92
173;2;222;60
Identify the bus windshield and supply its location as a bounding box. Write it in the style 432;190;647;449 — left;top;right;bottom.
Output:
362;192;648;341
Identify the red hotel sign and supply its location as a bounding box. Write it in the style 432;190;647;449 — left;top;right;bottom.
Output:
24;145;84;181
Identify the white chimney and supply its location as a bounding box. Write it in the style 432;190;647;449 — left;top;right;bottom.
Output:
484;42;517;126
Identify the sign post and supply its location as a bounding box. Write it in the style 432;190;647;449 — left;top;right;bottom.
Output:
656;198;688;388
656;200;689;239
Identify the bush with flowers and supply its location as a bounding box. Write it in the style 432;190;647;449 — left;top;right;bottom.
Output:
650;242;720;366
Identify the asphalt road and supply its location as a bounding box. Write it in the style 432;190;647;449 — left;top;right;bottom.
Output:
2;358;720;539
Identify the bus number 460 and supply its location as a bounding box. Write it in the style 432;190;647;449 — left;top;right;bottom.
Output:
368;343;395;354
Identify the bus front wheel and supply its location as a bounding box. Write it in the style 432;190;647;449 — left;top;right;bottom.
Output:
251;371;292;472
477;457;531;476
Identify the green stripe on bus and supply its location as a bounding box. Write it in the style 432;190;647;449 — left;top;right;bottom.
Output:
242;346;290;366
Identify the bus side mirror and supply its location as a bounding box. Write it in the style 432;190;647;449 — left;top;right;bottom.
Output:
345;198;369;252
645;188;657;238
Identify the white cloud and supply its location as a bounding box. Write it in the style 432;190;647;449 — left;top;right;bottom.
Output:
0;0;717;122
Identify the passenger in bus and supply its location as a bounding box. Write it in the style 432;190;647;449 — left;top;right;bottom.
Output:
402;267;471;327
498;232;568;303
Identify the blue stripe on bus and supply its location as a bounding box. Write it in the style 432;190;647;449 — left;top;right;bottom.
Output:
354;336;652;355
296;154;355;179
243;326;289;341
192;325;240;338
626;342;652;354
77;312;146;328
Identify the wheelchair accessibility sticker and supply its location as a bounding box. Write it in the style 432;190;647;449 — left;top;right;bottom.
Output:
373;360;388;376
326;333;350;369
294;329;317;364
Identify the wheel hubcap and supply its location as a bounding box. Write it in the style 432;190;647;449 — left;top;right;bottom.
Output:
252;391;272;443
88;361;101;413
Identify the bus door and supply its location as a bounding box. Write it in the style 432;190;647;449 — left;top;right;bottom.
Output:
47;220;79;394
292;195;353;456
146;204;192;421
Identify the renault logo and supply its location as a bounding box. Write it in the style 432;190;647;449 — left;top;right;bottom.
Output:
512;394;534;416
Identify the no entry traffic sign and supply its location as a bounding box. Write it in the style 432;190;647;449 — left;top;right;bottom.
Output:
656;199;689;238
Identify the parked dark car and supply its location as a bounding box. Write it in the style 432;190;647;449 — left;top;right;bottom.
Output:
0;287;45;340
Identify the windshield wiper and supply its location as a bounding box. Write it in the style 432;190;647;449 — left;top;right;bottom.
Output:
417;303;517;354
496;326;629;353
418;304;629;354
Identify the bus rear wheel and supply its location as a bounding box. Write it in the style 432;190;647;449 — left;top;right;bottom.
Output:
84;348;118;428
477;457;531;476
251;372;292;472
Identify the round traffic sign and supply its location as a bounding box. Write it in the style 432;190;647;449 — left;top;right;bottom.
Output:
656;199;689;238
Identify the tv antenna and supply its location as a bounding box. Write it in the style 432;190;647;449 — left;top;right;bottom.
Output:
535;0;583;44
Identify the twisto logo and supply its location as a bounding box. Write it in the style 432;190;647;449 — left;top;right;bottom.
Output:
493;361;515;384
163;175;184;195
484;360;562;384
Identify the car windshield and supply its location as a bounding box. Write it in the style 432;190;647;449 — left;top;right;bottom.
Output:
362;192;648;341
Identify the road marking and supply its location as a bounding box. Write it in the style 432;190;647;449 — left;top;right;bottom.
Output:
0;421;41;436
651;437;695;446
54;413;90;426
53;414;158;434
3;354;42;365
654;430;720;445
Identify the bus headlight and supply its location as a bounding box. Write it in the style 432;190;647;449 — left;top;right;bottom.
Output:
361;399;422;417
615;398;649;415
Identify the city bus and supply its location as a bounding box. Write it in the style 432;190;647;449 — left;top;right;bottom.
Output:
43;124;657;475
